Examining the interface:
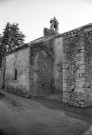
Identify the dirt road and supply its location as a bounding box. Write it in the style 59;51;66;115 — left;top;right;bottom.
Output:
0;90;91;135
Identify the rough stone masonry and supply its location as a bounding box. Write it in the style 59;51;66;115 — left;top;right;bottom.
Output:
62;25;92;107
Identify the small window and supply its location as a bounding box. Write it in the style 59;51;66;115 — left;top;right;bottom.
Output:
14;68;17;80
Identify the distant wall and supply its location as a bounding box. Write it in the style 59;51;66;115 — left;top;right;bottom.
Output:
5;47;30;97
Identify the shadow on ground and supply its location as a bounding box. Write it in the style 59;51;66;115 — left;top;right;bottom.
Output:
0;92;5;99
0;130;5;135
32;97;92;123
0;128;17;135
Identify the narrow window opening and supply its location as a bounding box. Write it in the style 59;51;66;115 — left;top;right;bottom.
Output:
15;68;17;80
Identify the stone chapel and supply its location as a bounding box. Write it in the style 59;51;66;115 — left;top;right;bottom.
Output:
1;17;92;108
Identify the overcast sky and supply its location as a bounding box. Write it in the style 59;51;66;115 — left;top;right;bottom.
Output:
0;0;92;43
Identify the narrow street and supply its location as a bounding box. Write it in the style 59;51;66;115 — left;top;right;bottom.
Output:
0;89;92;135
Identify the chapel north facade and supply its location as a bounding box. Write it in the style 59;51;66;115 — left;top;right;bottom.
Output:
1;17;92;108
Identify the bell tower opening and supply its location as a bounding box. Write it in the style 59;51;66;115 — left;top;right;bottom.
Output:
50;17;59;33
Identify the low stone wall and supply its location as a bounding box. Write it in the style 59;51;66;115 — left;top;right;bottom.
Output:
5;83;30;97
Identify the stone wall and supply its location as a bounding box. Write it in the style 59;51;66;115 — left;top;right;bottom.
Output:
29;41;53;96
83;29;92;106
1;57;6;89
63;30;88;107
5;47;30;97
44;28;58;37
0;68;2;88
2;23;92;107
53;37;63;94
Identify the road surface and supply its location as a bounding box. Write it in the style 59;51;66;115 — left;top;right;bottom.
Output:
0;89;92;135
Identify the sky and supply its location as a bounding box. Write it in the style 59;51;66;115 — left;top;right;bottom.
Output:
0;0;92;43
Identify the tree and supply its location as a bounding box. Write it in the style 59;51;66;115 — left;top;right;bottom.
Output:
2;22;25;52
0;34;3;67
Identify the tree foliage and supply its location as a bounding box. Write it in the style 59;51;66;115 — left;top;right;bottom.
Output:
2;22;25;52
0;34;3;67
